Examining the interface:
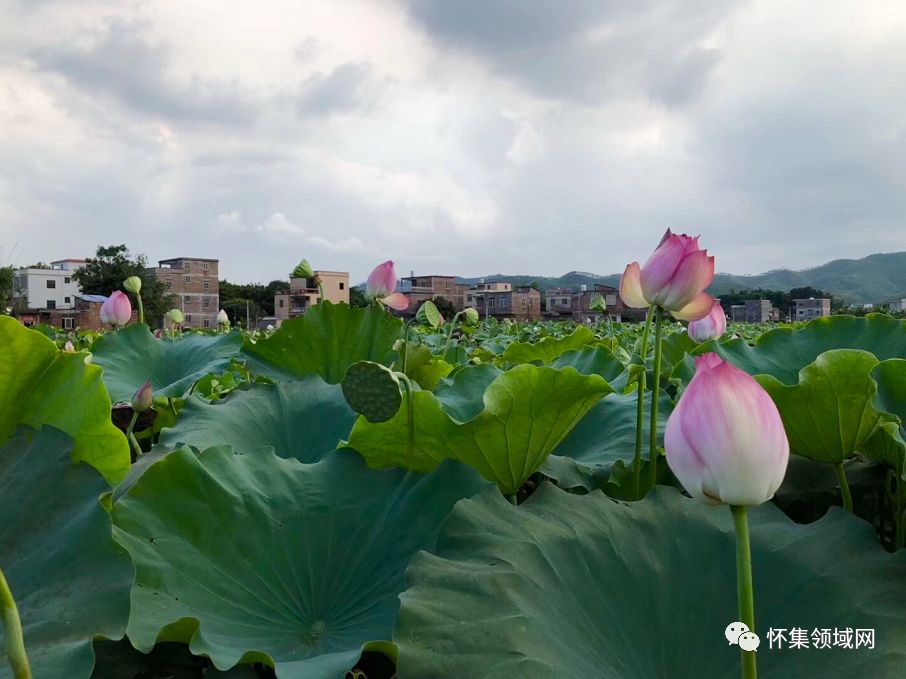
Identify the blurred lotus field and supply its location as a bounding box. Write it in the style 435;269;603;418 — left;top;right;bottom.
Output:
1;306;905;678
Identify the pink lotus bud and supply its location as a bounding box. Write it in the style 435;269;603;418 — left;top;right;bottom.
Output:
153;329;163;339
131;380;153;412
63;341;75;352
100;291;132;328
665;353;789;506
619;230;716;321
365;260;409;311
687;300;727;342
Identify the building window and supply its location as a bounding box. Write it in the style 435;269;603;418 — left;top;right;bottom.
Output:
203;262;209;270
203;279;210;289
279;299;284;308
203;319;210;328
65;277;71;284
64;296;71;304
487;298;496;308
184;295;191;304
186;314;192;322
184;275;191;283
183;261;190;270
203;298;210;308
46;300;56;309
63;317;74;329
46;279;56;288
339;282;345;290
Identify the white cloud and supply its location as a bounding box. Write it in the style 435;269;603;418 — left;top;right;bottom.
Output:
1;0;904;285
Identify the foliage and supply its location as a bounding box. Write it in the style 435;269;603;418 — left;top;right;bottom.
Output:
0;265;13;310
73;245;173;326
4;306;906;677
219;278;289;320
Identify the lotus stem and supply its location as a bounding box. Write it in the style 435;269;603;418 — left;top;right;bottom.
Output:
506;493;518;506
442;311;463;362
835;462;852;512
135;294;144;325
647;306;665;488
632;305;655;497
125;411;142;459
0;566;30;679
398;373;415;468
731;505;757;679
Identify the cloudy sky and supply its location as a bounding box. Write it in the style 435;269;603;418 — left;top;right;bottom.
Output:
1;0;904;284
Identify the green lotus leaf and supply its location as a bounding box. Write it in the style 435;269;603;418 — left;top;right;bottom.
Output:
92;324;244;402
0;316;128;484
550;346;629;392
756;350;895;464
869;359;906;462
242;302;404;384
347;365;613;495
343;390;461;472
543;390;674;490
160;377;355;461
394;341;452;390
432;363;503;421
395;485;906;678
112;446;486;678
676;314;906;384
500;326;594;364
0;426;132;679
415;299;441;328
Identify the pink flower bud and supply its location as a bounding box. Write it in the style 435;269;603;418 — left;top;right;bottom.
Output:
100;291;132;328
63;341;75;352
665;353;789;506
365;260;409;311
687;300;727;342
618;230;716;321
131;380;153;412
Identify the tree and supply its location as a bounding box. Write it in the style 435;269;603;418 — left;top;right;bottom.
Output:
74;245;174;325
0;266;13;311
349;285;369;308
432;295;456;319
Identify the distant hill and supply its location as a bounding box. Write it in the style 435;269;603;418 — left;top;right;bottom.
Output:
457;252;906;304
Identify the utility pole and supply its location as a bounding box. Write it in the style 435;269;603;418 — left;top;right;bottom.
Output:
246;299;250;329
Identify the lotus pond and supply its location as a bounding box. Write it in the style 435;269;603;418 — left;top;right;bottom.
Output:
1;306;905;678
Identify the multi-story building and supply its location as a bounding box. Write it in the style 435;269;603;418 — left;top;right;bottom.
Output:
274;270;349;325
794;297;831;320
399;275;467;313
571;284;624;323
466;282;541;321
743;299;773;323
12;259;85;312
148;257;219;329
544;284;624;322
729;305;746;322
886;299;905;313
545;288;573;315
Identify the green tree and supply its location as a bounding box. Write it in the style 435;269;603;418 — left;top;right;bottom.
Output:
0;266;14;311
432;295;456;319
349;285;369;308
74;245;174;326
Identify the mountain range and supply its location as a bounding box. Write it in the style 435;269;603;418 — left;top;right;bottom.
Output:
457;252;906;305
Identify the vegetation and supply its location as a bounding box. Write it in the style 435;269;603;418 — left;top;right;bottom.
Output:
2;307;905;677
73;245;173;325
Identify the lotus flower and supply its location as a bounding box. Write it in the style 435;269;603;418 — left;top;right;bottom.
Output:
100;291;132;328
167;308;184;324
217;309;229;325
131;380;153;412
463;307;480;325
619;230;716;321
687;300;727;342
63;341;75;352
366;261;409;311
665;353;789;506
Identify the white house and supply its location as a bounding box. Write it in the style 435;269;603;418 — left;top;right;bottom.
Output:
12;259;85;310
889;299;906;313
